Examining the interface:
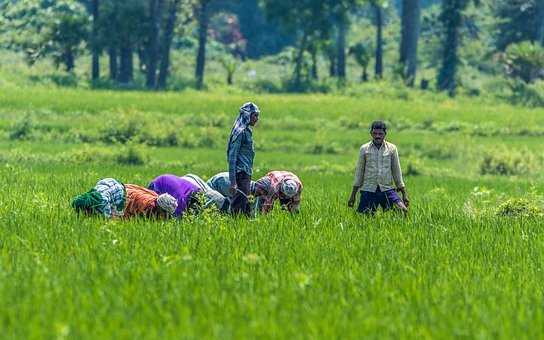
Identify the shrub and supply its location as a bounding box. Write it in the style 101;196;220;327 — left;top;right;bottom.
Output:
471;123;503;137
395;88;411;100
480;155;516;176
496;198;542;218
9;116;33;140
167;77;198;91
178;133;197;148
516;126;544;137
49;74;80;87
404;143;455;160
421;145;455;160
506;81;544;108
183;115;226;128
465;85;481;97
348;41;372;82
140;130;179;147
61;146;113;163
28;74;80;87
197;135;216;148
196;127;220;148
502;42;544;84
479;150;537;176
241;79;283;93
101;120;142;144
306;142;342;155
209;114;227;128
339;118;364;130
162;132;179;146
90;78;117;89
405;162;422;176
390;119;414;131
420;119;434;130
401;155;424;176
116;145;149;165
435;121;467;133
302;162;351;175
282;78;333;94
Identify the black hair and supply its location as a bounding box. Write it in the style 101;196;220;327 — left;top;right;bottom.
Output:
370;120;387;133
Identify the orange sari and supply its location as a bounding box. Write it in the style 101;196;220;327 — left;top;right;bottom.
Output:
124;184;161;218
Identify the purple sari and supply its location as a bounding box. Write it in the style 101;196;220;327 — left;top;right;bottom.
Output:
148;174;200;217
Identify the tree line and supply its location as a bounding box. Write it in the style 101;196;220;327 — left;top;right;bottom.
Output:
1;0;543;96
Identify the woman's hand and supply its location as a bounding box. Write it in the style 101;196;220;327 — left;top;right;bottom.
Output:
348;196;356;207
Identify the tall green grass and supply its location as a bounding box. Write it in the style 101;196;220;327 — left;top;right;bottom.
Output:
0;86;543;338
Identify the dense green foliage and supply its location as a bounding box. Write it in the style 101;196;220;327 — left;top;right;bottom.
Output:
493;0;544;51
1;0;89;71
1;0;542;97
503;42;544;84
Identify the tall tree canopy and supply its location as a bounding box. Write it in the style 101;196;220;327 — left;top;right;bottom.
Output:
494;0;544;50
1;0;89;72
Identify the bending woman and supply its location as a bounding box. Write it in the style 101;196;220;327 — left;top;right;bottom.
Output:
124;184;178;218
72;178;177;219
254;171;303;214
148;174;201;217
72;178;126;218
182;174;229;212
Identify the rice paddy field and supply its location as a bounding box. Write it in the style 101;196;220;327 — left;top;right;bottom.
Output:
1;85;544;339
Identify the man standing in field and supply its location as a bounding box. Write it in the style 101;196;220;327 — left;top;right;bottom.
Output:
348;120;409;214
227;102;260;216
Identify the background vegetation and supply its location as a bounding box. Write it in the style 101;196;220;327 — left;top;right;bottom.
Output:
0;0;542;102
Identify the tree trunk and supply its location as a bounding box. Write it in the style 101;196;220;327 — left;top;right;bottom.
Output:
400;0;421;86
108;47;118;80
437;0;462;97
362;67;368;82
336;18;346;79
374;4;383;79
91;0;100;81
310;45;318;80
146;0;164;89
420;78;429;89
329;53;337;77
157;0;180;89
138;47;147;74
227;71;233;85
537;1;544;46
293;31;308;89
119;43;133;83
64;49;75;72
195;0;210;89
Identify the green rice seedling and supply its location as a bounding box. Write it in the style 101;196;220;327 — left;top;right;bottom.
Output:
0;86;543;338
496;198;543;217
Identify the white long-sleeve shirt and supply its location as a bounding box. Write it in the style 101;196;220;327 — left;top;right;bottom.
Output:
353;141;405;192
